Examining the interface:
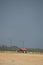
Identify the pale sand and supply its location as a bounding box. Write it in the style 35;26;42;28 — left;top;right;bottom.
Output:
0;52;43;65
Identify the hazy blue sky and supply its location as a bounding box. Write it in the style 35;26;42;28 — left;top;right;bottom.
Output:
0;0;43;48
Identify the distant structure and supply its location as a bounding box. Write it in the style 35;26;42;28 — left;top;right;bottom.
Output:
16;48;28;53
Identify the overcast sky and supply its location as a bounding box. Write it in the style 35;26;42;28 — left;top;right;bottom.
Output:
0;0;43;48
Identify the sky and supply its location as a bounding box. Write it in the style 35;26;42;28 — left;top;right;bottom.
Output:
0;0;43;49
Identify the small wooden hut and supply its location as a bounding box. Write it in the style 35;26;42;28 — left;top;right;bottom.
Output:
17;48;28;53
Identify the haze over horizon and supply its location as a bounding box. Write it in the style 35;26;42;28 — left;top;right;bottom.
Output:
0;0;43;49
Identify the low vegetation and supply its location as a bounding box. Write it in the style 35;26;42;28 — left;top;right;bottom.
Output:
0;45;43;53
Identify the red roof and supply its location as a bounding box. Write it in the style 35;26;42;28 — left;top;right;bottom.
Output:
20;48;27;51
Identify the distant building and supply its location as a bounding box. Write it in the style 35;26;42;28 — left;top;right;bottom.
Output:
16;48;28;53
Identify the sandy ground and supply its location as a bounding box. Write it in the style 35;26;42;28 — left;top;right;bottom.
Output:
0;52;43;65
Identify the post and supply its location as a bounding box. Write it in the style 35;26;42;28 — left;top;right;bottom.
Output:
23;41;24;48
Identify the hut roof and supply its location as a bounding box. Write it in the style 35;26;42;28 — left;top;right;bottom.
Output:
20;48;27;51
